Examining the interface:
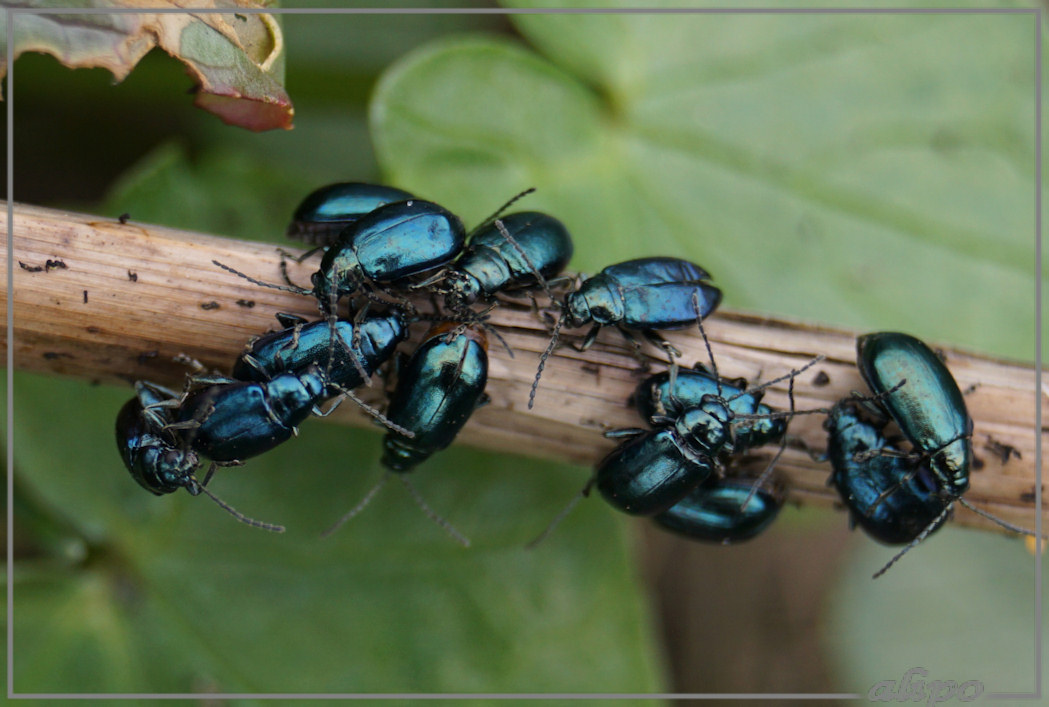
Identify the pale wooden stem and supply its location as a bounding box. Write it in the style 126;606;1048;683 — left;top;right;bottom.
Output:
3;202;1045;534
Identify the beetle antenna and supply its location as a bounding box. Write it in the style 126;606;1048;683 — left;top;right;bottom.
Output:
397;475;471;547
739;363;800;511
529;309;567;409
278;244;325;267
474;187;537;229
726;355;826;405
692;292;722;398
492;217;556;302
319;382;415;438
192;474;286;533
525;475;596;549
872;503;953;579
212;260;311;296
322;472;391;537
957;498;1045;538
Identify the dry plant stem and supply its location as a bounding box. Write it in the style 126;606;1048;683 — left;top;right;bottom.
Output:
3;202;1045;535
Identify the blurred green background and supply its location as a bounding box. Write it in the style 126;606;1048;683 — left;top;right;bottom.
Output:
5;2;1045;704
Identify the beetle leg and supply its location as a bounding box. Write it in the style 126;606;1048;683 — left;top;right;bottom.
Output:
571;324;601;353
614;327;652;372
603;426;648;441
277;245;321;290
861;462;921;518
275;311;309;329
240;353;267;379
275;321;304;362
642;330;682;362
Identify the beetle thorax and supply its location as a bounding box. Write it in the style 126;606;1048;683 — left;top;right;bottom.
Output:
444;269;482;307
676;404;730;458
929;438;972;495
566;279;623;327
312;251;362;300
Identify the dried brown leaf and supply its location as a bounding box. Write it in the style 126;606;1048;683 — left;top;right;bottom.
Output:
1;0;292;131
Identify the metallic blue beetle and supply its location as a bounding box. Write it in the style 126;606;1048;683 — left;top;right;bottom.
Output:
653;475;784;544
231;312;407;392
825;402;946;546
116;381;201;496
565;257;722;345
566;256;721;337
174;365;327;463
634;367;786;455
115;380;285;531
438;211;574;309
322;322;488;545
827;331;1037;577
596;397;732;516
531;256;722;408
213;198;466;317
594;356;816;521
286;182;415;245
857;331;972;496
382;322;490;473
311;199;466;310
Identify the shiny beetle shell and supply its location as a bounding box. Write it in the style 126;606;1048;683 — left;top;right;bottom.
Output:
826;402;947;545
177;368;326;462
857;332;972;496
231;314;407;391
311;199;466;303
116;382;200;496
445;211;573;306
653;477;783;543
381;323;489;473
634;368;785;454
286;182;415;245
565;257;722;330
596;401;731;516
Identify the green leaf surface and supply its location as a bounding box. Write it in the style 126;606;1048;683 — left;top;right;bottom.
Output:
372;9;1038;359
101;142;306;242
824;528;1041;695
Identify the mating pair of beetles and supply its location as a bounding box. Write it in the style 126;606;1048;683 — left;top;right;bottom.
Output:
597;324;1034;578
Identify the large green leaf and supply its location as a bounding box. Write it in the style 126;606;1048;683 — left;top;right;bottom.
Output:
372;9;1038;359
370;4;1042;698
10;372;662;696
